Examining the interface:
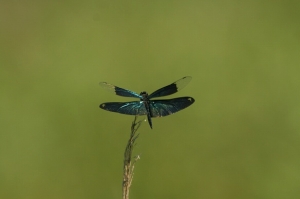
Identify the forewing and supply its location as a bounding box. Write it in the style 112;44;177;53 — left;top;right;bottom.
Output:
148;76;192;99
100;82;141;98
150;97;195;117
100;101;147;115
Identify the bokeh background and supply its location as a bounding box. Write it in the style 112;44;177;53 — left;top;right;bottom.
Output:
1;1;300;199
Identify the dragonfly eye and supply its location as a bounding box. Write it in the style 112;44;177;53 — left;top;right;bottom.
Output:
140;91;148;96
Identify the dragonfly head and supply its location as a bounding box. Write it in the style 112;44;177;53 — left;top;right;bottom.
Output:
140;91;149;99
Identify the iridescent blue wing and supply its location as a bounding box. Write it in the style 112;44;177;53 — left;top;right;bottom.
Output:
100;82;141;99
150;97;195;117
148;76;192;99
99;101;147;115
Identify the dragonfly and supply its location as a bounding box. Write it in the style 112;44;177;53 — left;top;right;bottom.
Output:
99;76;195;129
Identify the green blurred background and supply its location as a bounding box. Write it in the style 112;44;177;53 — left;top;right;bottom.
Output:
1;1;300;198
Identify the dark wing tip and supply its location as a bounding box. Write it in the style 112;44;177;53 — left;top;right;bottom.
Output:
188;97;195;103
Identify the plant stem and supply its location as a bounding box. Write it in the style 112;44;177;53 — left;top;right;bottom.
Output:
122;116;141;199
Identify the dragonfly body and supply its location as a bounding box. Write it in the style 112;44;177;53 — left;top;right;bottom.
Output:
99;76;195;129
140;92;153;128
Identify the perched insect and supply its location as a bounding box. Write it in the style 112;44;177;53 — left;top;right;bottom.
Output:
99;76;195;129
